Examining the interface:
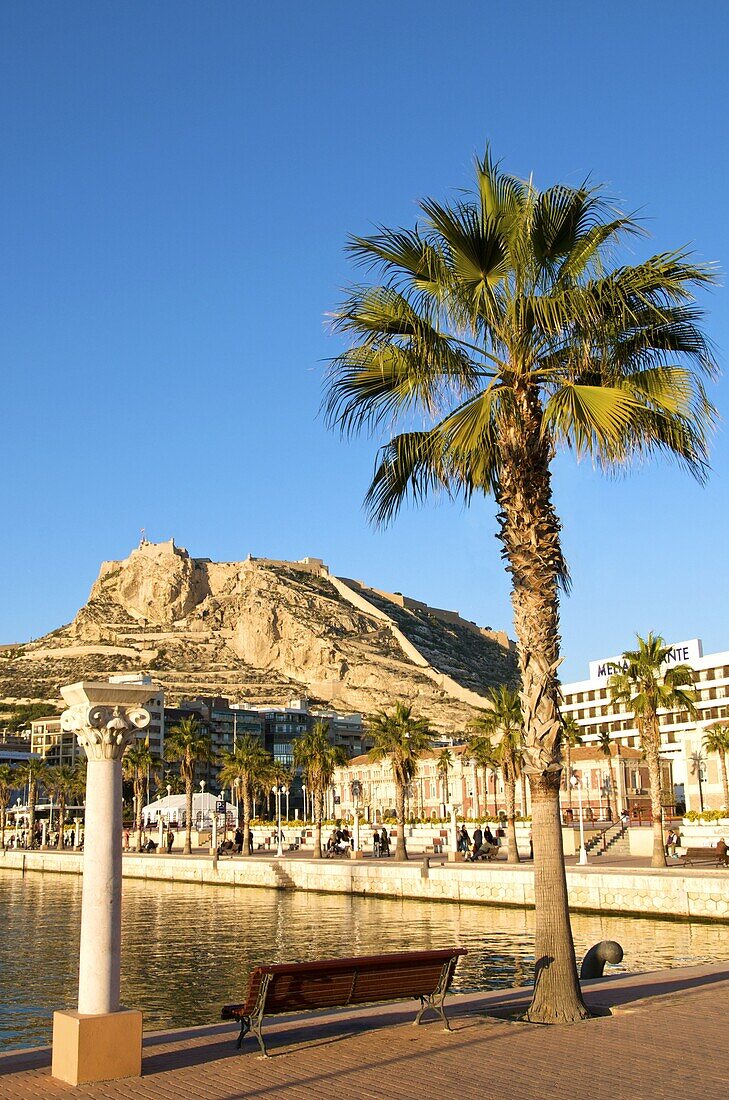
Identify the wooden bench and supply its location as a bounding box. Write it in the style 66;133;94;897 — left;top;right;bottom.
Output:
678;846;728;868
221;947;467;1056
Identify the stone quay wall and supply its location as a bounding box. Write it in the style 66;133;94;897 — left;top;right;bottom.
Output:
2;849;727;921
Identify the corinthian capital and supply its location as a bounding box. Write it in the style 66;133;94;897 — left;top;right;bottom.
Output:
61;703;151;762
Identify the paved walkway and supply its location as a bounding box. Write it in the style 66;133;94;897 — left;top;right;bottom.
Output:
2;964;728;1100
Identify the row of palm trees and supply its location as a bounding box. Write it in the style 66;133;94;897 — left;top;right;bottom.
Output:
0;759;85;849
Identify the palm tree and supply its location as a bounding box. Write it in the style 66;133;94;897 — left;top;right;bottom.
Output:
367;703;431;860
609;633;696;867
219;736;274;854
15;759;47;846
436;747;453;806
703;724;729;810
465;734;500;816
0;763;15;848
122;739;160;852
560;715;583;811
45;765;78;849
165;717;213;855
324;150;716;1022
471;686;523;863
293;721;347;858
596;730;619;820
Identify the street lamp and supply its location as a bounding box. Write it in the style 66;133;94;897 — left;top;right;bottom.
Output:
302;783;307;824
570;774;588;865
271;784;283;857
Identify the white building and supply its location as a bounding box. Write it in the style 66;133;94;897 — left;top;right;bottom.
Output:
560;638;729;813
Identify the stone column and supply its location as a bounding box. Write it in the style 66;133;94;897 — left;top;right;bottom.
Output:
52;680;156;1086
74;816;82;849
350;810;363;859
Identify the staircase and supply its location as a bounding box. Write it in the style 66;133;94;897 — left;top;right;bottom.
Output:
585;821;630;858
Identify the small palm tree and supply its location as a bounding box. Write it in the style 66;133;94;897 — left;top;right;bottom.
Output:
465;733;499;816
0;763;15;848
609;633;696;866
596;730;619;820
471;686;524;862
45;765;78;849
324;149;717;1023
436;747;453;805
165;717;213;855
368;703;431;860
560;715;583;810
123;739;160;852
702;725;729;810
293;721;347;858
218;736;274;854
15;759;47;846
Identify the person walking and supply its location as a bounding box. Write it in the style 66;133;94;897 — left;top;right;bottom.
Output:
471;825;483;861
372;829;381;857
166;826;175;853
458;824;471;854
234;827;243;854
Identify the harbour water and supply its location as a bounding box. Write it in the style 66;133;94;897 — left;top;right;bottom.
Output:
2;867;728;1051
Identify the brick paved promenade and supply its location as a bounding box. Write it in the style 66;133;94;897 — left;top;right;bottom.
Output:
2;964;728;1100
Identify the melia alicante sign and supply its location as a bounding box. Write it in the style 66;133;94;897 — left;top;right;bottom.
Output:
589;639;703;682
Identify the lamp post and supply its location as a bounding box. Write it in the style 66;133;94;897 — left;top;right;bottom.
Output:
272;785;283;857
302;783;307;824
52;680;156;1086
570;774;588;865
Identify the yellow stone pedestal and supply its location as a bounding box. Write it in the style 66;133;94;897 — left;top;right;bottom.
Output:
348;849;364;859
447;851;465;862
52;1008;143;1085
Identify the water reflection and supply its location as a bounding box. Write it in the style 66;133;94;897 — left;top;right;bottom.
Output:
1;868;727;1051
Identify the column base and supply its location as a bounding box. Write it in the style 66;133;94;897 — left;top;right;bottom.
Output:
348;849;364;859
52;1008;142;1085
447;851;465;862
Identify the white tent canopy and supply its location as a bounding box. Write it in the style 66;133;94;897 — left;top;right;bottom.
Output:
142;791;235;827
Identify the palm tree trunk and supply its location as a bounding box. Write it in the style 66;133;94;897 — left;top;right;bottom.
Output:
472;765;481;819
56;797;66;849
506;770;520;863
184;775;193;855
242;786;252;855
135;777;144;852
314;790;323;858
719;751;729;811
492;769;498;815
497;404;588;1024
1;807;5;849
643;724;666;868
520;771;528;817
394;782;407;860
566;741;573;810
28;780;37;847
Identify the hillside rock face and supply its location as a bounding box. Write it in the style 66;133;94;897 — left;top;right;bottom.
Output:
1;540;518;732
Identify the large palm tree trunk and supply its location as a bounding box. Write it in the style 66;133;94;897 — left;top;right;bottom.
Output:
472;765;481;819
184;776;193;855
497;403;588;1024
505;771;520;863
394;782;407;860
643;725;666;867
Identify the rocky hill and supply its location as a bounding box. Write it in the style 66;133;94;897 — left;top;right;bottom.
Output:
0;540;517;732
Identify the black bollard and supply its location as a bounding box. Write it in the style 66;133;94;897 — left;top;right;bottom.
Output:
580;940;624;979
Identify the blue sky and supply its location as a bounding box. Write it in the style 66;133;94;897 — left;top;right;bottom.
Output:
1;1;727;681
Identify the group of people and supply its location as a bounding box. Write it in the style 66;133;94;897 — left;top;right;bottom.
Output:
372;828;391;857
219;828;254;855
123;826;176;853
459;824;500;861
326;826;353;856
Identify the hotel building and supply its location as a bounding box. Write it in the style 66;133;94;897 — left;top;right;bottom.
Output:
560;638;729;813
